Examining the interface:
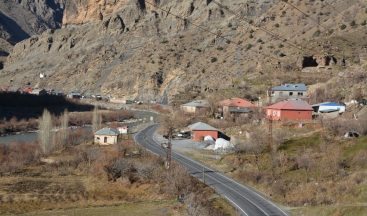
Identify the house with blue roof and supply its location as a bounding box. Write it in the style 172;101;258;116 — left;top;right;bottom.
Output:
94;127;120;145
268;83;308;103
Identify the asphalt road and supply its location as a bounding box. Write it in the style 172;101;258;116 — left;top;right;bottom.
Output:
134;124;290;216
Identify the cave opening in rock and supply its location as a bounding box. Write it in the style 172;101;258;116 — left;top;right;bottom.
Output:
302;56;318;68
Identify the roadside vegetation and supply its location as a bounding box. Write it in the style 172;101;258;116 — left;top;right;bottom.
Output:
0;108;236;216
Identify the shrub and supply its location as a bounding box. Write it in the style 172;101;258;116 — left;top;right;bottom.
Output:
340;24;347;30
210;57;217;63
313;30;321;37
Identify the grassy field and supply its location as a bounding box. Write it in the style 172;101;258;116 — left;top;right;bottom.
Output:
12;200;183;216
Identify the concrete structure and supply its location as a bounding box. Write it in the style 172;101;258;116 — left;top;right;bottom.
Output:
180;100;209;114
187;122;219;141
268;83;307;103
94;128;120;145
117;126;128;134
219;98;255;119
266;100;313;121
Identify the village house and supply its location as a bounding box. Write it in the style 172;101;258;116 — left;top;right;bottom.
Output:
180;100;209;114
94;128;120;145
266;99;313;121
219;98;256;119
30;88;47;96
187;122;219;141
268;83;308;103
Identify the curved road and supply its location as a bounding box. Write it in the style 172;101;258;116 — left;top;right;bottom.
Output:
134;124;290;216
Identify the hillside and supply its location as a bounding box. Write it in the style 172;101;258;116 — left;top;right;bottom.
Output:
0;0;64;68
0;0;366;102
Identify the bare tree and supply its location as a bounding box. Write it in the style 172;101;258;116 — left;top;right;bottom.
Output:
239;128;268;171
206;94;222;118
60;109;69;147
92;106;102;132
159;111;192;169
38;109;53;154
297;150;313;182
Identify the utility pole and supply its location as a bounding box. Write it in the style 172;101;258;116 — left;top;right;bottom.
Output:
165;127;172;169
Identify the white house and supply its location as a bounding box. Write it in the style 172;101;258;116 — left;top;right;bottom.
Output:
94;128;120;145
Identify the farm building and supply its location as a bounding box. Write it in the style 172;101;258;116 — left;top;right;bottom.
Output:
187;122;219;141
94;128;120;145
268;83;308;103
266;100;313;121
180;100;209;114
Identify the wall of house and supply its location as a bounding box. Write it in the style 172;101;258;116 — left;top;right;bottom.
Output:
181;105;196;113
94;134;118;145
269;91;306;103
266;109;312;121
192;130;218;141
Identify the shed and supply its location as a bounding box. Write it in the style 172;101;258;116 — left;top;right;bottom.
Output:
266;100;313;121
94;128;120;145
312;102;346;114
187;122;219;141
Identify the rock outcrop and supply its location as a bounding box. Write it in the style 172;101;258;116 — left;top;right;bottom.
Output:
0;0;366;103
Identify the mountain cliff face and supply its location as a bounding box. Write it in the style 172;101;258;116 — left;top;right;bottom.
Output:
0;0;366;103
0;0;64;68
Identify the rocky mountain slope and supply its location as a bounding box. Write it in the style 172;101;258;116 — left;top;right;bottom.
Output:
0;0;64;68
0;0;366;103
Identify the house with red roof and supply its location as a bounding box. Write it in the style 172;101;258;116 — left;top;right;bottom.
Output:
219;98;256;119
265;99;313;121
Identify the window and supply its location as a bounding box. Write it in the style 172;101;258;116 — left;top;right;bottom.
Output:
289;92;293;96
104;137;107;143
298;92;303;96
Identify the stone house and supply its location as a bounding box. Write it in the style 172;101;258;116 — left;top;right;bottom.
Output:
94;128;120;145
180;100;209;114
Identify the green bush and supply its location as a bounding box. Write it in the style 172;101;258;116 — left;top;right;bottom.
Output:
340;24;347;30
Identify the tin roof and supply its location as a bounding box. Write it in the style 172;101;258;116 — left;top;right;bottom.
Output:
220;98;256;108
188;122;219;131
312;102;345;107
181;100;209;108
95;128;119;136
271;83;307;91
228;107;252;113
267;100;313;111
